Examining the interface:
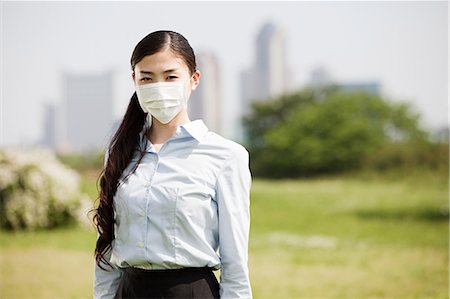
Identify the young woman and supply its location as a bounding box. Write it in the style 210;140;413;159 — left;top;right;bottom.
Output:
93;30;252;299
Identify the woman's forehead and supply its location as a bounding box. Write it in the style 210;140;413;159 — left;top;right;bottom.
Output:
135;50;187;73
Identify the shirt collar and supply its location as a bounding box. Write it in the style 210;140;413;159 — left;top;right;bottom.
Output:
179;119;209;143
138;118;209;149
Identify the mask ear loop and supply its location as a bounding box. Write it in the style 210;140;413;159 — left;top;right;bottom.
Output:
184;79;194;107
145;113;152;129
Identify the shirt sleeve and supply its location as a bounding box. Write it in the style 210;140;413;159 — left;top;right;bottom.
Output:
93;242;124;299
215;146;253;299
94;149;123;299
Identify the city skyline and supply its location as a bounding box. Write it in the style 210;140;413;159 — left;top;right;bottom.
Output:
1;1;448;147
242;22;292;116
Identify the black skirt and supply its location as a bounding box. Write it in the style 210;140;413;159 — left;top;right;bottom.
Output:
114;267;220;299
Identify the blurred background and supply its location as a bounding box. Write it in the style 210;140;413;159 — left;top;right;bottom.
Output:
1;1;448;298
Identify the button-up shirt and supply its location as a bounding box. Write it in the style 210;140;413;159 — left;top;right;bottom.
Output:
94;119;252;298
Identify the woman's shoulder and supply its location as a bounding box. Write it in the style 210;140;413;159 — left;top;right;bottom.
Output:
202;131;249;160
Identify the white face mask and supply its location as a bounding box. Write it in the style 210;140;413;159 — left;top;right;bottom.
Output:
135;81;191;124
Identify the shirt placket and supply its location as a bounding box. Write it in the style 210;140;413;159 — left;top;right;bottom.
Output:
142;149;160;266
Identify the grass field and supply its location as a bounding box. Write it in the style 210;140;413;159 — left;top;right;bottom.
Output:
0;172;448;298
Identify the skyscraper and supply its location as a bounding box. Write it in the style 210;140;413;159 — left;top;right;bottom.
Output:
59;71;115;152
40;102;57;149
241;22;290;116
336;82;381;96
308;67;381;96
188;51;222;134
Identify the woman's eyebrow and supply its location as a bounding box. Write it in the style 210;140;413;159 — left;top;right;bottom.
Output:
140;69;179;75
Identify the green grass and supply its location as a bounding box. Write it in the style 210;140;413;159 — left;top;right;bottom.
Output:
0;174;448;298
248;176;448;298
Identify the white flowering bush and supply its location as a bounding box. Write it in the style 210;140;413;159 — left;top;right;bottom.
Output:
0;148;92;230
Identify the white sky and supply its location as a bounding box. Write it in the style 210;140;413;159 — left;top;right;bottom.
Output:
1;1;448;145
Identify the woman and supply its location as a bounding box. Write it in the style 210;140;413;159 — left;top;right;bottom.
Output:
93;30;252;299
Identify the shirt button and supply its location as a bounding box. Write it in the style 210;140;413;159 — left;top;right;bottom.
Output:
137;242;144;248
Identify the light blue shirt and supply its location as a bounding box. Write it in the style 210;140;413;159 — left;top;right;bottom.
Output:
93;119;252;299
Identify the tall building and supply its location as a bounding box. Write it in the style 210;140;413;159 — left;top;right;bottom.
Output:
59;71;115;153
336;82;381;96
309;67;333;88
40;102;57;149
308;67;381;96
241;22;290;116
189;51;222;134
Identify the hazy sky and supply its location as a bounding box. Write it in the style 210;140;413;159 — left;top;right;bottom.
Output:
1;1;448;145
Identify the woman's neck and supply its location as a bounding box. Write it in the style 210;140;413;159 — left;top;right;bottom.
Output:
146;111;190;145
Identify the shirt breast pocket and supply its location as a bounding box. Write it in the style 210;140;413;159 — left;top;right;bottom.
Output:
113;194;130;244
146;185;179;235
113;177;146;244
149;185;178;215
176;186;217;227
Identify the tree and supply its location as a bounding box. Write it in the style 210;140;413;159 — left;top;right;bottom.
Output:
243;87;427;177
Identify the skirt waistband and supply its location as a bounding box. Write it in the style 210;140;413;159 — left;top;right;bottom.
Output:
123;266;215;278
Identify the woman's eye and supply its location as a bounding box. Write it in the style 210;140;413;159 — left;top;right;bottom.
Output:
140;77;151;81
167;76;178;80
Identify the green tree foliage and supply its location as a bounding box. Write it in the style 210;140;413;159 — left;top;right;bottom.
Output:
243;87;428;177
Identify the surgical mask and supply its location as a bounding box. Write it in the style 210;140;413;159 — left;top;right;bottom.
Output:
135;81;191;124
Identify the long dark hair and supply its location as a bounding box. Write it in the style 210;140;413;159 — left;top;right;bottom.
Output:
93;30;197;269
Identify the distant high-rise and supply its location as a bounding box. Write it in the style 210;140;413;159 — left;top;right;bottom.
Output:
309;67;333;88
336;82;381;96
41;102;56;149
308;67;381;96
189;52;222;134
59;71;115;152
241;22;290;115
